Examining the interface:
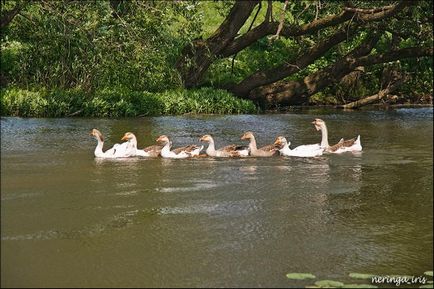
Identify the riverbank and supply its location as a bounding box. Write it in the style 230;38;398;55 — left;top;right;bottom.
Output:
1;87;432;117
0;87;257;117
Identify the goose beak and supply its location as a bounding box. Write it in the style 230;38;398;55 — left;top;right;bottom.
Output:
121;135;128;141
199;136;205;142
311;120;316;124
274;139;281;146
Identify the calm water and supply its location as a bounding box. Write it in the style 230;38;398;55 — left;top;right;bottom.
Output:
1;108;433;287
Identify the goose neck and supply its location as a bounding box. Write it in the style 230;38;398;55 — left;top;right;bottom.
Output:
320;124;329;148
248;136;258;153
206;139;216;155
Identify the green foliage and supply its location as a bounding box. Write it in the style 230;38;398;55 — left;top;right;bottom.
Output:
0;87;256;117
3;1;203;92
1;0;432;110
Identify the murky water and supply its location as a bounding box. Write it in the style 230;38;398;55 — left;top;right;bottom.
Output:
1;108;433;287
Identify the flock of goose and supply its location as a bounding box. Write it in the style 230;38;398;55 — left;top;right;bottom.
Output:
90;118;362;159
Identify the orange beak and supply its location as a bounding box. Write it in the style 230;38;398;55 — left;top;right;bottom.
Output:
274;139;281;146
121;135;128;141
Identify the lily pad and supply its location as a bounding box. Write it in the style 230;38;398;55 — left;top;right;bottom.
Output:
419;285;433;288
344;284;378;288
425;271;433;277
286;273;316;280
349;273;375;279
314;280;345;288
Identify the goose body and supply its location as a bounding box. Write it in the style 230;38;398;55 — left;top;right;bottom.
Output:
200;135;249;157
156;135;203;159
241;131;277;157
274;136;323;157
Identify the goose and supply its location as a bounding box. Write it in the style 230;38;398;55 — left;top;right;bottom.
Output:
312;118;362;153
120;132;162;157
156;135;203;159
274;136;324;157
141;144;163;157
90;129;131;158
240;131;277;157
199;134;249;157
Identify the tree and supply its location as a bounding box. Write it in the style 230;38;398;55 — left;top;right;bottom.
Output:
176;0;433;107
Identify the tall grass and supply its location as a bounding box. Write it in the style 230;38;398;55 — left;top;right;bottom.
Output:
0;87;257;117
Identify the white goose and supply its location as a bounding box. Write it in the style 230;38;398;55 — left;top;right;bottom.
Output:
274;136;323;157
120;132;159;157
312;119;362;153
156;135;203;159
200;134;249;157
90;129;132;158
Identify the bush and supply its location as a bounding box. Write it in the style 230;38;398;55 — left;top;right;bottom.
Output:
0;87;257;117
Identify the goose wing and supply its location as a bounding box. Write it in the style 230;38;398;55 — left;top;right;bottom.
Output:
220;144;248;152
172;145;200;155
260;144;276;152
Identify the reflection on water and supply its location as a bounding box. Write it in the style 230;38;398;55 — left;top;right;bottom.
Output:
1;109;433;287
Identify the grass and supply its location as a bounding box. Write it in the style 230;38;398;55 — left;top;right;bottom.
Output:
0;87;257;117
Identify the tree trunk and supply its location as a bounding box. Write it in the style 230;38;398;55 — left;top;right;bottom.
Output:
230;27;357;97
175;0;259;88
249;45;432;107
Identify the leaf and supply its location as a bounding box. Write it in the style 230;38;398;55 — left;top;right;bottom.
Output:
344;284;378;288
286;273;316;280
349;273;375;279
314;280;345;288
425;271;434;277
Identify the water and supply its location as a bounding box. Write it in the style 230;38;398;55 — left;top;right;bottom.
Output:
1;108;433;287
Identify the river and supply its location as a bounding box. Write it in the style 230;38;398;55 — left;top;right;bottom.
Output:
1;108;433;287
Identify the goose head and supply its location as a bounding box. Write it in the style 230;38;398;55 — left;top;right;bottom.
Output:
156;135;170;145
312;118;325;131
121;132;136;141
199;134;213;143
241;131;254;141
90;128;104;142
274;136;289;149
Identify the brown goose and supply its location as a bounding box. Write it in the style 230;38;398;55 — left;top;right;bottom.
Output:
241;131;277;157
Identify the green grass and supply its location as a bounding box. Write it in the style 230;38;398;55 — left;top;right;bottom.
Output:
0;87;257;117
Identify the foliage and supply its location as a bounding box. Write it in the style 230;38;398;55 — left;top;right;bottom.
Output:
0;0;432;116
2;1;203;92
0;87;256;117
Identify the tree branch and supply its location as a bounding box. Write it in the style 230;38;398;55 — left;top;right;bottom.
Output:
339;78;405;109
220;1;409;57
1;0;26;29
230;26;359;96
